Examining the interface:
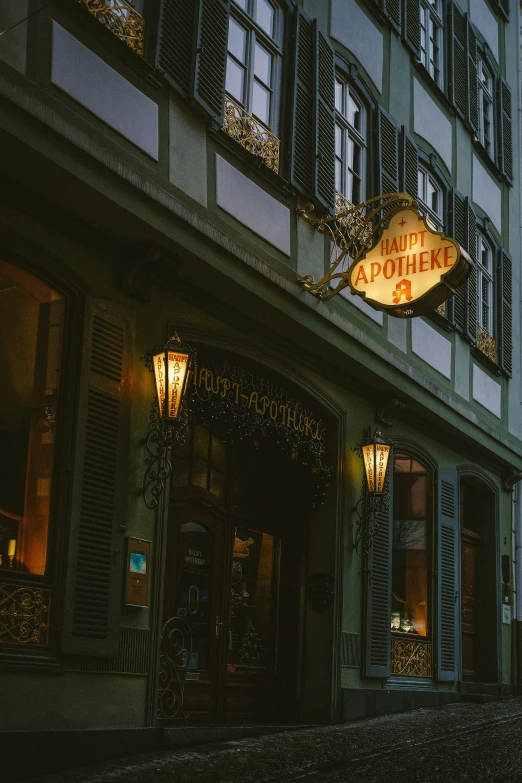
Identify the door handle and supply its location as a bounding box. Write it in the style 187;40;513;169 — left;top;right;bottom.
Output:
215;615;223;639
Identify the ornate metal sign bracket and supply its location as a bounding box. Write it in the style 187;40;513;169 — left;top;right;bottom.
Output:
297;193;416;301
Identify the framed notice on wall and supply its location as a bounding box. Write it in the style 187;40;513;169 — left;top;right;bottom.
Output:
125;537;151;607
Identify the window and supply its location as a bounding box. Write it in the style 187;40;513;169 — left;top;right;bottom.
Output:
477;55;494;157
392;455;430;640
417;164;444;230
0;260;64;576
420;0;444;88
335;78;367;207
475;231;496;360
225;0;283;134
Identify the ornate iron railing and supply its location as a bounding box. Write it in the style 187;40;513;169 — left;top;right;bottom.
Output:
158;616;192;722
391;637;432;678
79;0;145;56
476;324;496;362
0;583;50;647
222;97;280;173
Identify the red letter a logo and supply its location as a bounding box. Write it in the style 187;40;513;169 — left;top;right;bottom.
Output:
392;279;413;304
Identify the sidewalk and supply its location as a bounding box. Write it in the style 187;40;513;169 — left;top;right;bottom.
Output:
24;698;522;783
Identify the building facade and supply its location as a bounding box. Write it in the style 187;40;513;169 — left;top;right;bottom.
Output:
0;0;521;775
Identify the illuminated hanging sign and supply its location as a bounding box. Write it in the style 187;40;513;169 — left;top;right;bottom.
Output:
349;209;470;318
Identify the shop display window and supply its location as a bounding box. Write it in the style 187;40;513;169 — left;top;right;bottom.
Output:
0;260;64;576
391;454;430;638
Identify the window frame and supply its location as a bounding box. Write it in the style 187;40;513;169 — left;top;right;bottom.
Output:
419;0;444;90
416;153;449;234
334;74;368;207
477;52;495;160
226;0;285;135
476;230;495;337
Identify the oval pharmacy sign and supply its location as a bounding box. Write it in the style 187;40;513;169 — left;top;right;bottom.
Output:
349;208;470;317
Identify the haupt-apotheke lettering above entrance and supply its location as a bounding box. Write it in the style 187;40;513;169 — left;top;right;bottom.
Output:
349;209;470;317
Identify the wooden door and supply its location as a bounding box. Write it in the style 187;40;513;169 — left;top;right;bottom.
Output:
461;528;480;680
159;504;227;722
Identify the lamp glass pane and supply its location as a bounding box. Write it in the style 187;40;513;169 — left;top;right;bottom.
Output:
362;444;375;493
166;350;190;420
375;442;391;494
152;350;166;415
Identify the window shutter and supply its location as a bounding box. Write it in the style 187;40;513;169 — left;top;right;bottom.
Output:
498;248;513;377
384;0;401;32
193;0;230;123
155;0;198;95
436;469;460;682
62;299;133;656
400;127;418;198
450;3;467;121
377;107;399;196
290;7;314;198
497;0;510;20
314;24;335;211
402;0;421;58
466;201;477;343
450;190;466;332
467;22;478;135
498;77;513;185
364;488;392;678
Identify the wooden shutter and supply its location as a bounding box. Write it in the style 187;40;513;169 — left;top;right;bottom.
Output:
364;478;393;678
436;469;460;682
467;22;478;135
402;0;421;57
384;0;401;32
62;299;133;656
377;107;399;196
155;0;198;95
193;0;230;123
466;201;477;343
497;0;510;20
314;24;335;211
450;2;467;121
400;126;418;198
498;248;513;377
290;7;315;198
498;77;513;185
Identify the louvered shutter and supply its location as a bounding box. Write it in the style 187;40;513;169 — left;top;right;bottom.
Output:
384;0;401;32
377;107;399;196
402;0;421;57
436;469;460;681
466;201;477;343
450;3;467;121
62;299;133;656
497;0;510;20
467;22;478;135
193;0;230;123
400;127;418;198
364;478;392;678
290;7;314;198
314;25;335;211
155;0;198;95
498;77;513;185
498;248;513;377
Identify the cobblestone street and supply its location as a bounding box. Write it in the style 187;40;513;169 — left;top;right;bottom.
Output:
26;698;522;783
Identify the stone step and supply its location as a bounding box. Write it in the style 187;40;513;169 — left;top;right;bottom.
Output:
163;724;309;749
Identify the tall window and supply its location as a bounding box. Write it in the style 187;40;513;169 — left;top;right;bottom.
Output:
476;232;494;336
420;0;444;88
334;78;367;206
225;0;283;133
477;55;494;157
392;454;430;639
418;164;443;230
0;260;64;575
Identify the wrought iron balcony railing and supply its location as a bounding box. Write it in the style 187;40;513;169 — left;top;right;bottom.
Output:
476;324;496;362
222;97;280;174
79;0;145;56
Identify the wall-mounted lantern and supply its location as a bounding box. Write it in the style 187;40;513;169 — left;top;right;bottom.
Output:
354;429;394;558
151;336;192;422
142;333;195;509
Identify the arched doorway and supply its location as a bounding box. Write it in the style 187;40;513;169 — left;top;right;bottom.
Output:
158;417;317;723
459;475;498;683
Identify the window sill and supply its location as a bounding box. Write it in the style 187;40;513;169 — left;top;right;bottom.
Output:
426;308;455;333
470;344;503;378
472;139;509;188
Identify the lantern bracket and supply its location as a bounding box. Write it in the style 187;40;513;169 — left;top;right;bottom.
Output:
296;192;417;301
